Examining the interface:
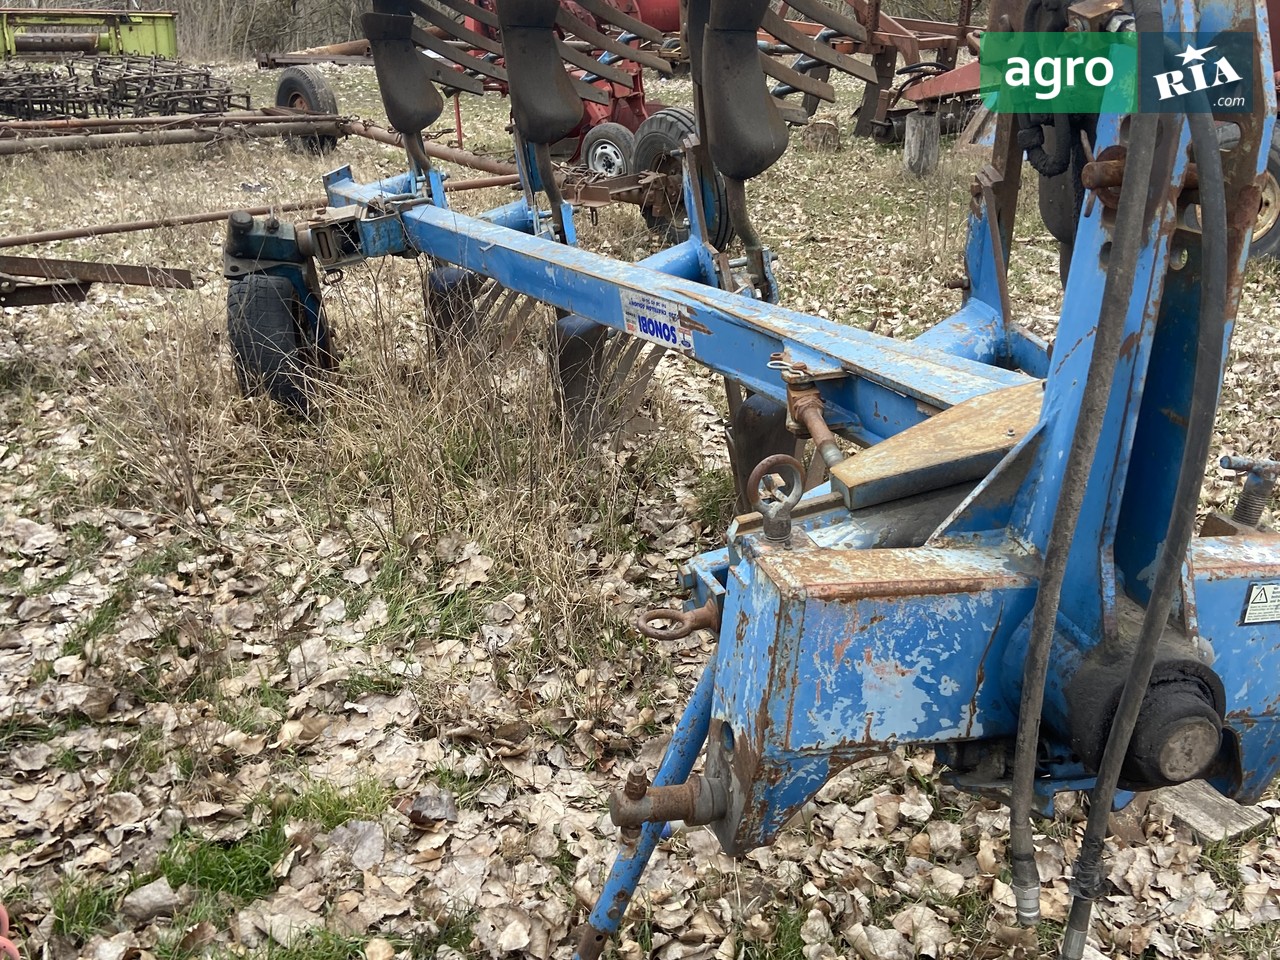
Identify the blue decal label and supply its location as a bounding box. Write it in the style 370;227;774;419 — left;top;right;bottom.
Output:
622;291;694;353
1243;582;1280;625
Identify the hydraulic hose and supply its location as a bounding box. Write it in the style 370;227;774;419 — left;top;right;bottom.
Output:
1058;67;1230;960
1005;0;1168;925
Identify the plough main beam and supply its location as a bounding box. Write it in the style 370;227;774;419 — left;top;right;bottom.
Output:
320;165;1031;445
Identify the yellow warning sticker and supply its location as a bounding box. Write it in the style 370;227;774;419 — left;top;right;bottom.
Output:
1243;582;1280;625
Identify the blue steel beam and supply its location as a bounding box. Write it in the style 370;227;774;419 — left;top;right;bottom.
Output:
324;170;1032;445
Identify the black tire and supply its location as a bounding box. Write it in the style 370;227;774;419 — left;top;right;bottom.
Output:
581;122;636;177
1250;141;1280;260
227;273;329;414
661;36;690;77
633;107;734;249
275;65;339;155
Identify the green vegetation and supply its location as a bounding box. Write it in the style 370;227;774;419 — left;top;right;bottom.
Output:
692;466;738;534
284;777;392;830
108;726;170;790
64;584;131;656
156;778;390;918
1201;838;1244;898
251;930;372;960
341;666;405;700
741;908;807;960
159;820;289;903
0;712;59;751
52;873;120;943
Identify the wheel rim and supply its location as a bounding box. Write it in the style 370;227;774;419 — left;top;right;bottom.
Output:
1255;171;1280;244
588;139;626;176
289;91;310;112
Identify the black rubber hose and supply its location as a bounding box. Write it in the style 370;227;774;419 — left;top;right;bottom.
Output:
1005;0;1168;925
1057;74;1230;960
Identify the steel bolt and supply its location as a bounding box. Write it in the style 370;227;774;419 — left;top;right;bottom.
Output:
624;763;649;801
1221;455;1280;528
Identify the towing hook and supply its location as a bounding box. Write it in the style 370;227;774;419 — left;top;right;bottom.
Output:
637;596;721;641
747;453;806;542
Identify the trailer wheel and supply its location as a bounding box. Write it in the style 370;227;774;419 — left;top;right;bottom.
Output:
227;273;331;415
275;65;339;155
633;107;734;249
1251;144;1280;260
581;122;635;176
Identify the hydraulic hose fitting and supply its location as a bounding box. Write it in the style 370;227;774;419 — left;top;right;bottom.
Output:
1009;823;1042;925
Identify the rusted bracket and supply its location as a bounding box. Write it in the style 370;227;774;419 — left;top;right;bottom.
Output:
0;255;195;289
610;765;729;828
0;277;92;307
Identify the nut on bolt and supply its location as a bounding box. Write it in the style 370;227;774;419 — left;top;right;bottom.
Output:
624;763;649;801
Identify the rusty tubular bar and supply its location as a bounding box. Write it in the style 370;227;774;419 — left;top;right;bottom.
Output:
0;111;342;133
0;120;345;156
0;113;517;176
0;173;517;249
337;119;518;175
0;201;327;248
608;772;729;827
789;386;845;468
443;173;520;191
0;254;193;288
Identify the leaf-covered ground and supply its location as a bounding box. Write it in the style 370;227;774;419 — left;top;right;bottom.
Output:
1;63;1278;960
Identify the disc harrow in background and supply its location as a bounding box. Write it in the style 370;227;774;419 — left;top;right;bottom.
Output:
0;55;249;121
